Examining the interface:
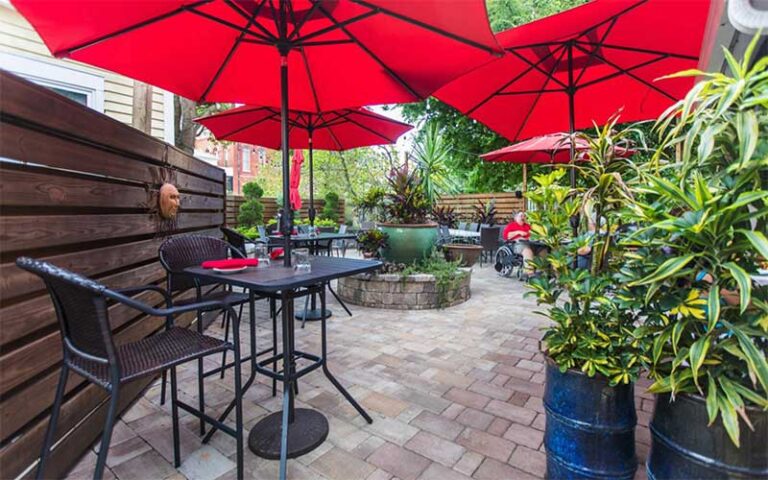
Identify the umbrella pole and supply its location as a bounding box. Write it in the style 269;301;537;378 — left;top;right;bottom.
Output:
567;43;579;237
308;129;315;229
280;53;292;267
522;164;527;212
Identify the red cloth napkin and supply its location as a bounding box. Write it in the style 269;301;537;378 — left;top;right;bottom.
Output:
201;258;258;269
270;248;284;260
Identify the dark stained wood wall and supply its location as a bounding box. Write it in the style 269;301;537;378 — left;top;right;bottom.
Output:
436;193;526;222
226;195;345;227
0;71;226;479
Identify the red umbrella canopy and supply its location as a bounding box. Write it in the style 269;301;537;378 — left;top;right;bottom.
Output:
480;133;589;164
289;149;304;210
196;106;412;150
12;0;501;111
435;0;711;142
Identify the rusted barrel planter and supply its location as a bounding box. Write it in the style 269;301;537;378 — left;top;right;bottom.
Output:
544;358;637;479
647;393;768;479
337;270;471;309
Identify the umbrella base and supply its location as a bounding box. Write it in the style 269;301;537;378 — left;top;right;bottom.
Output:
248;408;329;459
295;308;332;321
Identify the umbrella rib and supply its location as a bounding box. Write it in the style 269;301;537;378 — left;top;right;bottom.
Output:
465;44;565;116
293;9;379;44
573;44;678;101
196;105;275;122
218;111;281;139
350;0;500;55
506;48;569;89
511;46;569;142
316;3;421;99
187;6;275;43
288;0;323;40
55;0;213;57
200;1;266;102
497;88;566;96
223;0;277;41
576;42;699;61
577;54;669;90
572;0;648;46
299;47;322;112
573;17;619;87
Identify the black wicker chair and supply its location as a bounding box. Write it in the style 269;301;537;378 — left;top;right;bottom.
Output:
479;226;501;267
17;257;245;480
221;226;268;257
157;236;254;429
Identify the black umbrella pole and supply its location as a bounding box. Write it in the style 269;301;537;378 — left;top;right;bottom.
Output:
567;44;579;238
308;132;316;228
280;54;292;267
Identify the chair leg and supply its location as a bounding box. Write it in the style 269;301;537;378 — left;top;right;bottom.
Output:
36;365;69;480
220;308;230;379
232;346;244;480
160;371;167;406
93;384;120;480
170;366;181;468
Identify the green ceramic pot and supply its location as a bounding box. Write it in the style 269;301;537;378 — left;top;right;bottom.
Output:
379;223;438;264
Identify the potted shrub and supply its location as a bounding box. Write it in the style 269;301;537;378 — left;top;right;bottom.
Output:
624;39;768;479
238;181;265;227
315;217;338;233
378;164;438;264
526;119;646;480
321;191;340;225
356;229;388;258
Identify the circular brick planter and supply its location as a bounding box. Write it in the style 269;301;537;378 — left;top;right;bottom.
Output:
337;269;471;309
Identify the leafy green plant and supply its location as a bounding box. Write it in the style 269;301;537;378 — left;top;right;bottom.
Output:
400;254;466;308
431;206;458;228
472;199;497;226
525;118;647;386
357;229;388;255
314;218;338;229
238;181;265;227
382;164;431;224
624;37;768;446
356;186;386;221
412;121;458;205
235;225;260;239
322;191;340;222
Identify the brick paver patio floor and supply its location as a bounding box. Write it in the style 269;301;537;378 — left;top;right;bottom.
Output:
65;260;652;480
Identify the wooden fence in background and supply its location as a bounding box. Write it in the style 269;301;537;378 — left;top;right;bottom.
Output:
436;193;525;222
0;72;226;478
226;195;345;227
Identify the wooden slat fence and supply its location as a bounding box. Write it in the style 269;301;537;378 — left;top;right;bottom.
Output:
436;193;525;222
0;71;226;479
226;195;345;227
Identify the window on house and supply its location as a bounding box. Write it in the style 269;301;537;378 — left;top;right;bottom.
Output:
242;147;251;172
1;52;105;112
226;176;234;193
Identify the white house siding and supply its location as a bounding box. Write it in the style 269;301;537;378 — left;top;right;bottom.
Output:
0;3;170;141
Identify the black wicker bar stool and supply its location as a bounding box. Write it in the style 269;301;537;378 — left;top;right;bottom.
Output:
17;257;245;480
158;236;277;418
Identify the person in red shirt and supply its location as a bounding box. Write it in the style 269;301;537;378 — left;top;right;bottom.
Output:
503;212;546;276
503;212;531;241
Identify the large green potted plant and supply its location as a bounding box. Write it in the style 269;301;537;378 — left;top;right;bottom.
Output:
624;38;768;479
379;164;437;264
526;119;647;480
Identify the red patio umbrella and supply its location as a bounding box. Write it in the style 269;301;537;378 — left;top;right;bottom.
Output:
195;105;412;227
12;0;501;267
435;0;711;186
289;149;304;211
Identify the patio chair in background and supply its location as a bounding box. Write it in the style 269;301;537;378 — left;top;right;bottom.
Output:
436;224;452;248
479;226;501;267
332;224;350;257
221;226;267;257
458;221;467;231
360;221;375;230
469;222;479;232
17;257;245;480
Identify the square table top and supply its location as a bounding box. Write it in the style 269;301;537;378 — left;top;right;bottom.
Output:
185;256;381;292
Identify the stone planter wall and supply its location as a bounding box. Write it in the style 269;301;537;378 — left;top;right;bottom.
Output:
337;270;471;309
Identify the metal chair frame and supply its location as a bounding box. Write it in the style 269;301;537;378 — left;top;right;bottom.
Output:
17;257;245;480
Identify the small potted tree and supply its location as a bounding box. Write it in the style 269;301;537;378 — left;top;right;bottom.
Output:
624;38;768;478
319;191;340;232
238;181;265;230
378;164;438;264
526;119;646;479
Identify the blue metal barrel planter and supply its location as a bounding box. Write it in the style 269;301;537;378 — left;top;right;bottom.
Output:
544;358;637;479
647;393;768;479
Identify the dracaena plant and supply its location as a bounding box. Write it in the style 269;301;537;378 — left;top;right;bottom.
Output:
382;163;431;224
525;119;647;385
624;36;768;446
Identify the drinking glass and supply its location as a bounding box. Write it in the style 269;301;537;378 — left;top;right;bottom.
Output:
292;248;311;273
254;243;270;266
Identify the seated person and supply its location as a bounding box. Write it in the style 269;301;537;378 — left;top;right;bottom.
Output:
503;212;546;275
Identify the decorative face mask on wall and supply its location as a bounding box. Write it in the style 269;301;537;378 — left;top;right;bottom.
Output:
159;183;180;219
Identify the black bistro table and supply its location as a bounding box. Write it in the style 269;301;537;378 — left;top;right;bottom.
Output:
270;232;357;322
185;256;380;480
